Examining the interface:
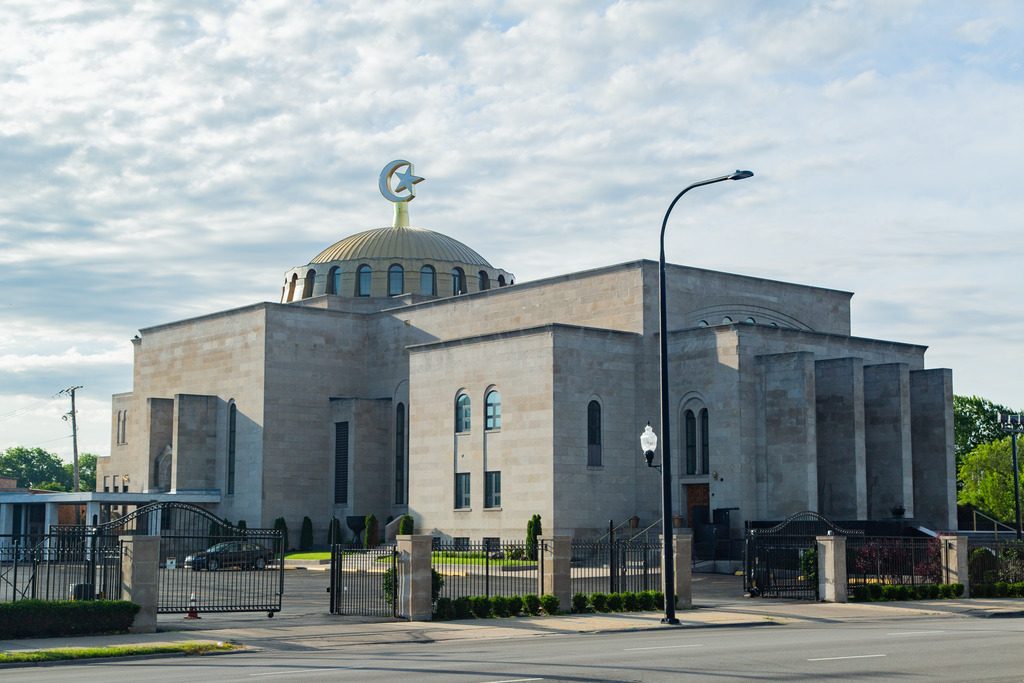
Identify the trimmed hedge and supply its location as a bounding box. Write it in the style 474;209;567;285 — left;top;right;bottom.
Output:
579;590;664;614
0;600;140;639
972;581;1024;598
432;593;560;620
849;583;964;602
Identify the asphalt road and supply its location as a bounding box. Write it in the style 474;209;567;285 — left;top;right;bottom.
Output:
7;616;1024;682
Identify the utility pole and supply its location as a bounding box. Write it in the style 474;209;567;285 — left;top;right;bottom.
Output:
60;386;83;492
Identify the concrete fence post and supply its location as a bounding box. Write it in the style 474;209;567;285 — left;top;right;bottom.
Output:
539;535;571;612
396;534;433;621
816;534;847;603
941;535;969;597
120;535;160;633
661;531;693;609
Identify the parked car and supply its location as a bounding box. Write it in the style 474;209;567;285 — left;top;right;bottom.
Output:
185;541;274;571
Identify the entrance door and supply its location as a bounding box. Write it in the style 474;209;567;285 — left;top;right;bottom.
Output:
685;484;709;528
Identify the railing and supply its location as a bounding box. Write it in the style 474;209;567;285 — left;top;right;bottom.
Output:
432;541;536;600
745;534;818;599
569;539;662;596
0;534;122;603
329;545;397;617
967;538;1024;586
846;536;943;591
965;508;1019;537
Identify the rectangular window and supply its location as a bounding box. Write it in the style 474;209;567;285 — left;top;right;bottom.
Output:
685;411;697;475
453;536;470;550
485;471;501;508
334;422;349;505
103;476;110;493
455;472;470;509
587;401;602;466
483;537;500;552
227;404;237;495
395;404;406;505
112;474;120;492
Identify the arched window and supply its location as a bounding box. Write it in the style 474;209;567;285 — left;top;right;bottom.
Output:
388;264;404;296
420;265;436;296
451;267;466;295
287;274;298;302
327;266;340;295
395;403;407;504
684;409;697;475
697;320;709;328
745;317;756;324
455;393;471;433
302;269;316;299
587;400;602;466
485;390;501;430
721;316;733;324
700;408;709;474
497;274;506;287
356;264;372;297
478;271;490;290
227;402;237;495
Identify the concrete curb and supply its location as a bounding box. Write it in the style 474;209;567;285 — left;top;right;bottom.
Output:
0;646;247;669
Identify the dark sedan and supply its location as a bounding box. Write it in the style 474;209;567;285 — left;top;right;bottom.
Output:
185;541;275;571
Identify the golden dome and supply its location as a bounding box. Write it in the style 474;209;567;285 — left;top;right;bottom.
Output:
310;226;493;267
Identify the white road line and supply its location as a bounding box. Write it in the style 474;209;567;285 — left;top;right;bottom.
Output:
886;631;946;636
248;671;322;678
808;654;887;662
479;679;544;683
623;644;704;651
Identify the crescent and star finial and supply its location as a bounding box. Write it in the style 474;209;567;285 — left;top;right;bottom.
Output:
379;160;424;203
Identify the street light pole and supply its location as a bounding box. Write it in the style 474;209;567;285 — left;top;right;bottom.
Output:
998;413;1023;540
656;170;753;625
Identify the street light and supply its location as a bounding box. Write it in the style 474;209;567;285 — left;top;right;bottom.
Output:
998;412;1024;540
640;423;660;470
653;169;753;626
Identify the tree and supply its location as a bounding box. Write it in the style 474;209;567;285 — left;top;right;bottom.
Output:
300;516;314;551
958;437;1021;523
526;514;542;561
954;395;1015;462
63;453;98;492
363;514;379;548
0;447;69;489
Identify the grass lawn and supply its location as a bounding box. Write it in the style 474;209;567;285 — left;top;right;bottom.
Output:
284;551;331;560
0;641;238;664
431;551;534;567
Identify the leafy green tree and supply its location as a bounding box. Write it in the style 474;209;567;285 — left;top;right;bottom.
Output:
958;437;1022;523
63;453;98;492
0;447;69;489
300;516;314;551
954;395;1015;461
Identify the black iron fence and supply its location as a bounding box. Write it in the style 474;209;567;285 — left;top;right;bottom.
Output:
968;539;1024;586
569;539;662;596
0;534;122;602
745;534;818;599
432;540;536;600
329;545;398;617
846;536;943;593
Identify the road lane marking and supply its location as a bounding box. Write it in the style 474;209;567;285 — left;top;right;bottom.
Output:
886;631;946;636
808;654;887;662
624;644;704;651
249;671;323;678
480;679;543;683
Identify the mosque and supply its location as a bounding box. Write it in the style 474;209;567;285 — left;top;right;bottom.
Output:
83;160;956;546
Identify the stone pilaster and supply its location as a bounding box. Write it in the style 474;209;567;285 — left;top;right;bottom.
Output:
121;535;160;633
663;530;693;608
397;534;434;621
816;534;847;603
539;535;571;612
941;535;969;597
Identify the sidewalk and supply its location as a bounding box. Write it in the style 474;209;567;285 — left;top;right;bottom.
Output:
3;597;1023;658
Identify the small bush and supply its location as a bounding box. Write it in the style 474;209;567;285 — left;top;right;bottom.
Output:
866;583;883;601
0;601;140;639
273;517;289;552
952;583;964;598
638;591;656;611
572;592;590;613
523;594;541;615
850;586;868;602
326;517;343;546
453;597;472;619
300;516;314;551
506;546;527;561
470;596;491;618
507;595;524;616
398;514;414;535
540;594;560;615
490;595;511;618
589;592;609;612
973;583;989;598
606;593;624;612
653;591;665;610
434;597;455;621
363;514;379;548
622;592;639;611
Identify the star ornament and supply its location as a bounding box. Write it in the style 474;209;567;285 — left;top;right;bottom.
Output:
393;164;424;197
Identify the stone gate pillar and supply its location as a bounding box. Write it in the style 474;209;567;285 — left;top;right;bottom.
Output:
539;536;571;612
941;535;969;597
397;534;433;621
661;530;693;609
121;535;160;633
816;534;847;603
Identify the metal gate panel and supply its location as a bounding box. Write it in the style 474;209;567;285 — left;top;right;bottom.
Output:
329;545;397;617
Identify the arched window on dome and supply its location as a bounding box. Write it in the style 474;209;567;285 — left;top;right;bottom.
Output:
327;267;340;295
388;264;404;296
287;274;298;302
302;269;316;299
478;271;490;291
497;274;506;287
356;264;372;297
452;267;466;295
420;265;436;296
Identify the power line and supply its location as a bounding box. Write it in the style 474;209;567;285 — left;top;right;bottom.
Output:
0;395;61;422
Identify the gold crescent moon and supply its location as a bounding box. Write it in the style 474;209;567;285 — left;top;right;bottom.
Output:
379;159;421;203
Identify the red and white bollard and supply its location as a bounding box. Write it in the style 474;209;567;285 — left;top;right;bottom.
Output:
186;591;201;619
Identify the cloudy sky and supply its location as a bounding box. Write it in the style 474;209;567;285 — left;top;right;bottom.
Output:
1;0;1022;463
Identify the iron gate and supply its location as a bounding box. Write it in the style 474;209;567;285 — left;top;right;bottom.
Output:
329;544;400;618
1;532;122;602
55;502;284;616
745;511;862;599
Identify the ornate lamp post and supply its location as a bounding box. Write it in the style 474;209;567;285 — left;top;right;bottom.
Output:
652;170;753;625
998;412;1024;540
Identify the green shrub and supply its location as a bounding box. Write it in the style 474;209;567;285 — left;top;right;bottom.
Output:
434;597;455;621
952;583;964;598
638;591;656;610
571;592;590;613
526;514;542;561
237;519;247;529
523;594;541;615
507;595;523;616
606;593;624;612
506;546;527;561
381;568;444;607
326;517;343;546
653;590;665;610
363;514;379;548
300;516;314;551
470;596;491;618
453;596;472;619
995;581;1009;597
0;601;140;639
973;583;989;598
866;583;883;601
273;517;289;552
589;592;609;612
539;594;560;615
850;586;868;602
622;591;639;611
398;514;414;535
800;546;818;583
490;595;511;618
